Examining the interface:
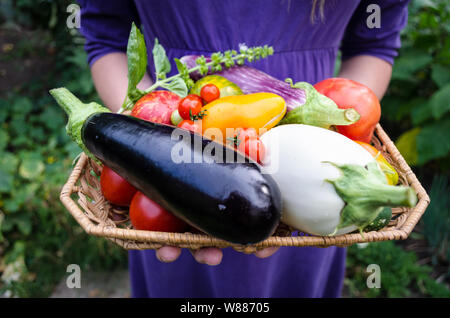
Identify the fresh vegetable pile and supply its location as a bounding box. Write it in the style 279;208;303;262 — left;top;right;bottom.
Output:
51;24;418;245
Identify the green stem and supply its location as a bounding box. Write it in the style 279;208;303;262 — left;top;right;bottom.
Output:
279;103;360;128
326;161;418;233
279;81;360;129
363;183;417;207
49;88;109;160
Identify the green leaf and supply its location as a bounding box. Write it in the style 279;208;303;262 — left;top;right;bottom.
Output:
4;240;26;264
0;151;19;173
395;127;421;166
431;64;450;88
4;198;21;213
392;51;432;80
40;106;64;131
19;158;45;180
4;183;38;213
15;214;32;236
125;23;148;98
1;215;14;232
12;96;33;115
160;78;188;98
384;97;421;122
417;117;450;165
174;58;187;73
0;169;13;193
0;130;9;151
410;98;432;125
411;0;438;10
430;84;450;119
152;38;171;80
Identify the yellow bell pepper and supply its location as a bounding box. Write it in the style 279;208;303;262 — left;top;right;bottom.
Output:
355;141;399;185
201;93;286;141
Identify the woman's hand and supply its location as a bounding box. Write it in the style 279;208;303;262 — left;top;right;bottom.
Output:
156;246;280;265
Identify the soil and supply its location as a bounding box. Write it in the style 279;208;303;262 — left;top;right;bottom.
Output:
0;27;55;95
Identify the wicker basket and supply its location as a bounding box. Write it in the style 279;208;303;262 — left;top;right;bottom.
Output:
59;124;430;254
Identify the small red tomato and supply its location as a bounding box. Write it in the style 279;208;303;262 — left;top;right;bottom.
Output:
178;119;202;134
235;128;258;143
100;166;137;206
200;83;220;103
238;138;265;163
129;192;188;232
178;94;203;120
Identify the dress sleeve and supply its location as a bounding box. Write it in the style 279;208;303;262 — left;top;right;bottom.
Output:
340;0;410;65
77;0;140;66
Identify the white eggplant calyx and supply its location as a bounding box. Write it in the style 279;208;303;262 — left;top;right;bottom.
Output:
325;161;418;235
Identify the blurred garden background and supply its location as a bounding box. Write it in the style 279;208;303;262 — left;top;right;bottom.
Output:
0;0;448;298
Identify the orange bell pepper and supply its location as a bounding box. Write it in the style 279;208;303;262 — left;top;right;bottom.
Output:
201;93;286;142
356;141;399;185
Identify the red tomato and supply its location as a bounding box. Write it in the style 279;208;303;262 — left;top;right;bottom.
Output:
231;128;258;150
314;78;381;143
131;91;181;125
178;94;203;120
200;83;220;103
178;119;202;134
100;166;137;206
238;137;265;164
129;192;188;232
235;128;258;143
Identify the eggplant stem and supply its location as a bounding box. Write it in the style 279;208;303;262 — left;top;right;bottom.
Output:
344;108;360;123
278;81;360;129
49;88;109;161
325;161;418;233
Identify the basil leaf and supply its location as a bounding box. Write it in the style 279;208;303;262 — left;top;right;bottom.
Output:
174;58;194;89
126;23;147;97
160;77;188;98
174;58;187;74
152;38;171;80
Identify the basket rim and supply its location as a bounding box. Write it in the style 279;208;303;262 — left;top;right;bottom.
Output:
60;124;430;250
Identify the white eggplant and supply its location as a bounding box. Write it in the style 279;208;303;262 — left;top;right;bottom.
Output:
260;124;417;236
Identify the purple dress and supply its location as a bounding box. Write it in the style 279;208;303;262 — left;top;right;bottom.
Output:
78;0;409;298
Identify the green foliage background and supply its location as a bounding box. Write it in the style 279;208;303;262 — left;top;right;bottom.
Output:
0;0;448;297
0;0;127;297
383;0;450;169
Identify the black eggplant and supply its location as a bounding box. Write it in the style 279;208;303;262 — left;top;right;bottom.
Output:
50;88;282;244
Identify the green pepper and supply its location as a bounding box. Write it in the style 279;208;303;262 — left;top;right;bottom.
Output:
190;75;243;98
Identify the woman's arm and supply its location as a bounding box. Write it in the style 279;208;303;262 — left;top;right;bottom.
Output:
338;0;409;99
337;55;392;100
91;52;153;112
